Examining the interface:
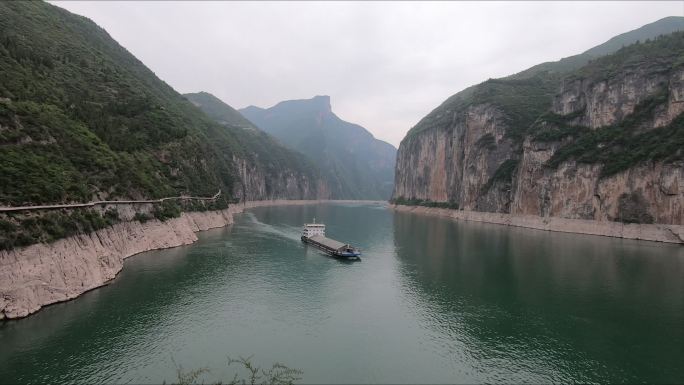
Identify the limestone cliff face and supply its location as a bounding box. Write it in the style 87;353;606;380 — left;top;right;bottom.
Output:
232;156;330;201
553;68;684;129
394;104;515;212
394;38;684;226
396;123;683;224
512;139;683;224
511;61;683;224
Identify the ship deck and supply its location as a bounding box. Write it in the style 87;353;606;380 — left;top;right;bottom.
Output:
307;235;346;250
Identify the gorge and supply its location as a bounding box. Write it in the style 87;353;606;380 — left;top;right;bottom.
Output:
1;2;684;384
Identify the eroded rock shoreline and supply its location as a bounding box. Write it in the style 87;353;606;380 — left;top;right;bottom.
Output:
0;200;349;320
391;204;684;244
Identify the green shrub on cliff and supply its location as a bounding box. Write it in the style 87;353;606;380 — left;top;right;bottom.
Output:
391;196;459;210
482;159;519;193
153;201;182;221
0;209;120;250
133;212;152;224
532;34;684;176
544;90;684;177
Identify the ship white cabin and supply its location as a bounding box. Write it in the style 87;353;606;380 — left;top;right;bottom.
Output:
302;220;325;238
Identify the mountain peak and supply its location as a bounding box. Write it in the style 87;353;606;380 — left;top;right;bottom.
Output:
299;95;332;113
312;95;330;104
264;95;332;114
239;95;397;199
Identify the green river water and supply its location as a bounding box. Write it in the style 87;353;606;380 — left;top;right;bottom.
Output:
1;202;683;383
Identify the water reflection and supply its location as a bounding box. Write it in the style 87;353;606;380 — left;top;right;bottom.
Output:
393;211;684;383
0;227;251;384
1;204;682;384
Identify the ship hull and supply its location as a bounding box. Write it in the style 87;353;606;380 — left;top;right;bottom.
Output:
301;236;361;260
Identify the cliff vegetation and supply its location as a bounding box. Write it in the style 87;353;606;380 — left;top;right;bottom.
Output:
0;2;326;249
394;18;684;225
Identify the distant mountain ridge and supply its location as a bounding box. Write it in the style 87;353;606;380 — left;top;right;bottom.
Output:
184;91;330;201
185;91;256;130
510;16;684;80
240;96;397;200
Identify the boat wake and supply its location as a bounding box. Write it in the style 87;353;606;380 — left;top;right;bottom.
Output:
240;212;302;243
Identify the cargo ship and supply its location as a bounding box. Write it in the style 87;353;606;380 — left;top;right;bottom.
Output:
301;219;361;260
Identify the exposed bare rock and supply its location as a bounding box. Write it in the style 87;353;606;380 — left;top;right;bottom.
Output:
394;104;515;212
0;200;327;320
553;68;684;130
232;156;330;201
391;204;684;244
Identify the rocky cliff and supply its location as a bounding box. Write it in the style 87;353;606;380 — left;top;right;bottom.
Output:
232;156;330;201
394;24;684;227
512;62;684;224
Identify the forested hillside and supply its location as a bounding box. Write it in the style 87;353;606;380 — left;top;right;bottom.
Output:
0;2;326;249
185;91;328;200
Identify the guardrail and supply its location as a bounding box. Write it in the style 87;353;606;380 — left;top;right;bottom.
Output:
0;190;221;213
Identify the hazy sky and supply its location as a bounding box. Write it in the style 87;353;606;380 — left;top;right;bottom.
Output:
53;1;682;147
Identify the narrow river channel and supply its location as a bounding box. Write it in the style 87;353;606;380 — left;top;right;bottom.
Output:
1;203;683;383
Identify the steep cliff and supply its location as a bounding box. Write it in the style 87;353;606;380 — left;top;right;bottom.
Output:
394;19;684;226
240;96;397;200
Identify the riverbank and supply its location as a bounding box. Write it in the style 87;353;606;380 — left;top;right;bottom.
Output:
391;205;684;244
0;199;367;320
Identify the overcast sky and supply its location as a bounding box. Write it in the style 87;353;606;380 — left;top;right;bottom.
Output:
53;1;682;147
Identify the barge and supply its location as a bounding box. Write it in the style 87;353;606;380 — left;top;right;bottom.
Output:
301;219;361;260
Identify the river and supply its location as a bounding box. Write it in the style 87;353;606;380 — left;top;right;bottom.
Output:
1;202;683;383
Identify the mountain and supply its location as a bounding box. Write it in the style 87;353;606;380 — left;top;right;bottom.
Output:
184;91;329;199
394;17;684;226
240;96;397;200
510;16;684;79
0;2;327;249
184;91;256;129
